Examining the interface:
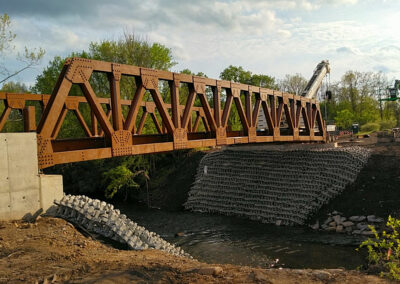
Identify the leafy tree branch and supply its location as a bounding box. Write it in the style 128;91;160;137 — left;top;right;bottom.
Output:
0;13;45;85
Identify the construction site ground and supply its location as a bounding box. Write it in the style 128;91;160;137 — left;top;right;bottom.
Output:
0;217;391;284
316;133;400;220
1;134;399;283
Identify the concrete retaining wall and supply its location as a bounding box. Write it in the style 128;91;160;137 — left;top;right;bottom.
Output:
0;133;63;220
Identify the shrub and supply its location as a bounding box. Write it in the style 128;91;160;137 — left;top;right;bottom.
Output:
360;122;380;133
380;120;396;131
335;109;354;129
358;216;400;281
102;165;137;199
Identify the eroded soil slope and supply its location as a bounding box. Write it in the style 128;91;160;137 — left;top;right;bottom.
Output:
317;142;400;219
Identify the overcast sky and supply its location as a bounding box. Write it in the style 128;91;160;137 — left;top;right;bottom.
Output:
1;0;399;87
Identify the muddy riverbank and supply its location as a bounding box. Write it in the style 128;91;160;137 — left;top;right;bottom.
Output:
0;217;390;283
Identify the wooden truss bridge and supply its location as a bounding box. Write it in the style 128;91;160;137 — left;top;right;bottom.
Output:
0;58;326;169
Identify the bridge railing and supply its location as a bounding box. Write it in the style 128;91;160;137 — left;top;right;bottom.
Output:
0;93;209;135
0;58;326;168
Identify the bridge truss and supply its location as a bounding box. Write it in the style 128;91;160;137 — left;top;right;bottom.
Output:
0;58;326;169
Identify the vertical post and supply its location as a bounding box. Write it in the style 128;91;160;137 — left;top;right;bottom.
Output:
269;95;276;127
213;85;221;127
110;67;123;131
170;79;181;129
188;115;192;132
91;110;98;136
23;106;36;132
245;91;252;127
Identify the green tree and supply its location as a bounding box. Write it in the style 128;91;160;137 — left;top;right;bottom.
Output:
89;34;176;132
279;73;308;95
177;68;210;132
220;65;252;84
33;33;176;137
324;70;394;129
180;68;207;78
89;33;175;70
358;96;380;125
33;56;71;95
31;52;90;138
251;74;277;89
219;65;277;89
219;65;277;131
36;33;177;199
103;164;149;201
383;100;400;127
1;81;28;93
320;100;337;122
335;109;354;129
0;81;30;132
0;14;15;59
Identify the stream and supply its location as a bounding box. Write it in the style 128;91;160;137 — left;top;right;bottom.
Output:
117;204;366;269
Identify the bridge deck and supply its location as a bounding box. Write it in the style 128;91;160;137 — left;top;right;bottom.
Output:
0;58;325;169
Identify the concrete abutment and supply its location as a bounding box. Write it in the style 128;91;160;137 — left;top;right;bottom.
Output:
0;133;63;220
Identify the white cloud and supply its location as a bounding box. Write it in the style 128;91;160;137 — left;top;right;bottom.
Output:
0;0;400;87
325;0;358;5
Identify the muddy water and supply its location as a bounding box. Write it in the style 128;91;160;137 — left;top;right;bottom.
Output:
118;204;366;269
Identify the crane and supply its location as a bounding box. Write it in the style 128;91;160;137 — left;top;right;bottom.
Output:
379;80;400;102
257;60;330;131
301;60;330;99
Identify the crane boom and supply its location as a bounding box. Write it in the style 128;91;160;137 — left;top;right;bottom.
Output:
301;60;330;99
257;60;330;131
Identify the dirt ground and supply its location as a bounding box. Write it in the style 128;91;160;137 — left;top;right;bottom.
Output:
0;217;392;284
2;135;400;283
316;134;400;220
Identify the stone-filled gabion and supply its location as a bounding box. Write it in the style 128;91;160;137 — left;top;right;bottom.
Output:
185;146;371;226
55;195;191;258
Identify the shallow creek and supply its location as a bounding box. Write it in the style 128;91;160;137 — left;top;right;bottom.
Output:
118;204;366;269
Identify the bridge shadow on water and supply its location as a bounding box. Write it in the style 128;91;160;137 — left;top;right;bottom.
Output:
115;203;366;270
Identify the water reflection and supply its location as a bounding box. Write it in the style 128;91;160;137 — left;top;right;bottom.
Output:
118;204;365;269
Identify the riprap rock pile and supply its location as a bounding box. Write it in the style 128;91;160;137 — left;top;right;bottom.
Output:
311;211;385;235
55;195;191;258
185;146;370;225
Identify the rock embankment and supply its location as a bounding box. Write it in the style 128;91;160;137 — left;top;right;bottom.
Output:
185;146;371;225
55;194;191;258
311;210;385;236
